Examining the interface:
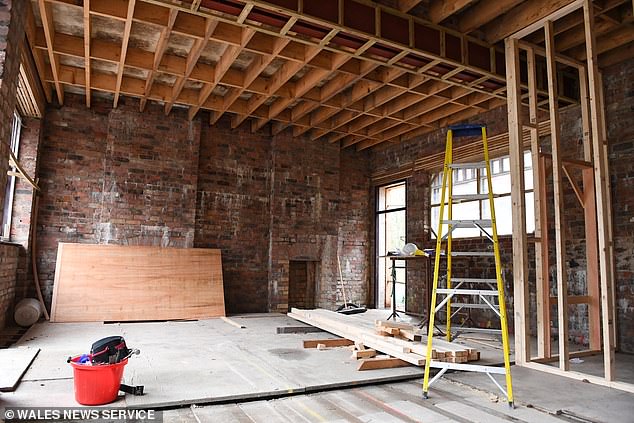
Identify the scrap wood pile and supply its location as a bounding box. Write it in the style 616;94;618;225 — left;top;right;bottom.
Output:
289;308;480;370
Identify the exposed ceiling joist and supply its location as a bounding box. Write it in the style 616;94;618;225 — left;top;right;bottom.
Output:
113;0;136;108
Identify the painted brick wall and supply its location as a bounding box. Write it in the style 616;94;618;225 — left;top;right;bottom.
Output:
36;95;201;304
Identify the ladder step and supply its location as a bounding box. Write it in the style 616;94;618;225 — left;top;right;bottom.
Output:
451;327;503;334
436;289;499;296
429;361;506;374
451;194;490;202
451;278;498;284
450;303;499;309
450;251;495;257
447;161;486;169
441;219;492;228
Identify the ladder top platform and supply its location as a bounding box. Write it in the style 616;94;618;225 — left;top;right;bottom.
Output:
448;124;486;138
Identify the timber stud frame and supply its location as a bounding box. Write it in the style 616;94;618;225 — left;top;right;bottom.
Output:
505;0;630;393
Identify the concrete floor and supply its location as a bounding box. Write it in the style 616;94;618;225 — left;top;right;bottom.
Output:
1;311;633;422
2;313;423;408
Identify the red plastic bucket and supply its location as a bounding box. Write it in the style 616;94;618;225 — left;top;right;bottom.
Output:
70;358;128;405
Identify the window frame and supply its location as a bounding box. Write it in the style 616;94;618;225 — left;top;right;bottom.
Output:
429;152;535;239
2;110;22;241
375;180;407;312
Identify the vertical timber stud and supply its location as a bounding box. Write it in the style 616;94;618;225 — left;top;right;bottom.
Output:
598;71;618;350
545;21;569;371
579;66;601;351
526;46;549;359
504;37;529;365
583;0;616;380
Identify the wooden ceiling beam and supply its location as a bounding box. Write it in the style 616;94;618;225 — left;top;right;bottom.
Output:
315;76;432;141
253;51;349;131
397;0;423;12
317;77;453;142
598;40;634;67
276;61;378;135
25;2;53;102
165;17;218;115
144;0;508;99
457;0;524;34
38;0;63;104
292;77;385;138
32;29;297;98
335;85;488;147
83;0;90;107
231;45;322;129
429;0;477;24
484;0;580;43
140;8;178;112
211;37;290;125
189;27;256;120
294;67;406;138
557;18;618;52
569;23;634;59
113;0;136;108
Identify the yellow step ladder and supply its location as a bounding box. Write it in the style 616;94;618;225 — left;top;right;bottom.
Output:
422;124;514;407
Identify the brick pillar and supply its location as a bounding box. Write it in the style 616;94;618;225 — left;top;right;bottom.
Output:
0;0;26;208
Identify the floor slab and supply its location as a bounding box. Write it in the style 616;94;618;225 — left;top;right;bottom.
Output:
2;313;422;408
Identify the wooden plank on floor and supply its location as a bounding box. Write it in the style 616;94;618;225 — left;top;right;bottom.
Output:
436;400;513;423
51;243;225;322
352;349;377;359
0;347;40;392
357;357;410;371
303;338;354;348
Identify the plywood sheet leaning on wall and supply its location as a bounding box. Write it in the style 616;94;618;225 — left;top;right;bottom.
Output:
51;243;225;322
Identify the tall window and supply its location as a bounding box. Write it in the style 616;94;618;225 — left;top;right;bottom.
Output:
376;181;406;311
430;152;534;238
2;111;22;240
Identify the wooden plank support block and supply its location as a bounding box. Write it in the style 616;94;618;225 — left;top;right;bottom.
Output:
399;329;423;342
221;316;245;329
375;320;416;330
352;349;377;359
357;357;410;371
303;338;355;349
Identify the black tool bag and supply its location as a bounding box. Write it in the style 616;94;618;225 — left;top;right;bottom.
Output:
90;336;130;364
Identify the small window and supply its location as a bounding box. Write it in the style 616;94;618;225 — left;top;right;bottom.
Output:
430;151;535;238
2;111;22;240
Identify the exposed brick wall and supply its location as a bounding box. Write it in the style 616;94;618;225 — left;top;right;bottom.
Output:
35;96;372;314
0;243;19;330
604;56;634;353
370;106;521;331
0;0;25;210
10;117;43;302
337;149;372;308
37;95;200;304
194;118;272;313
369;58;634;354
267;131;371;312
